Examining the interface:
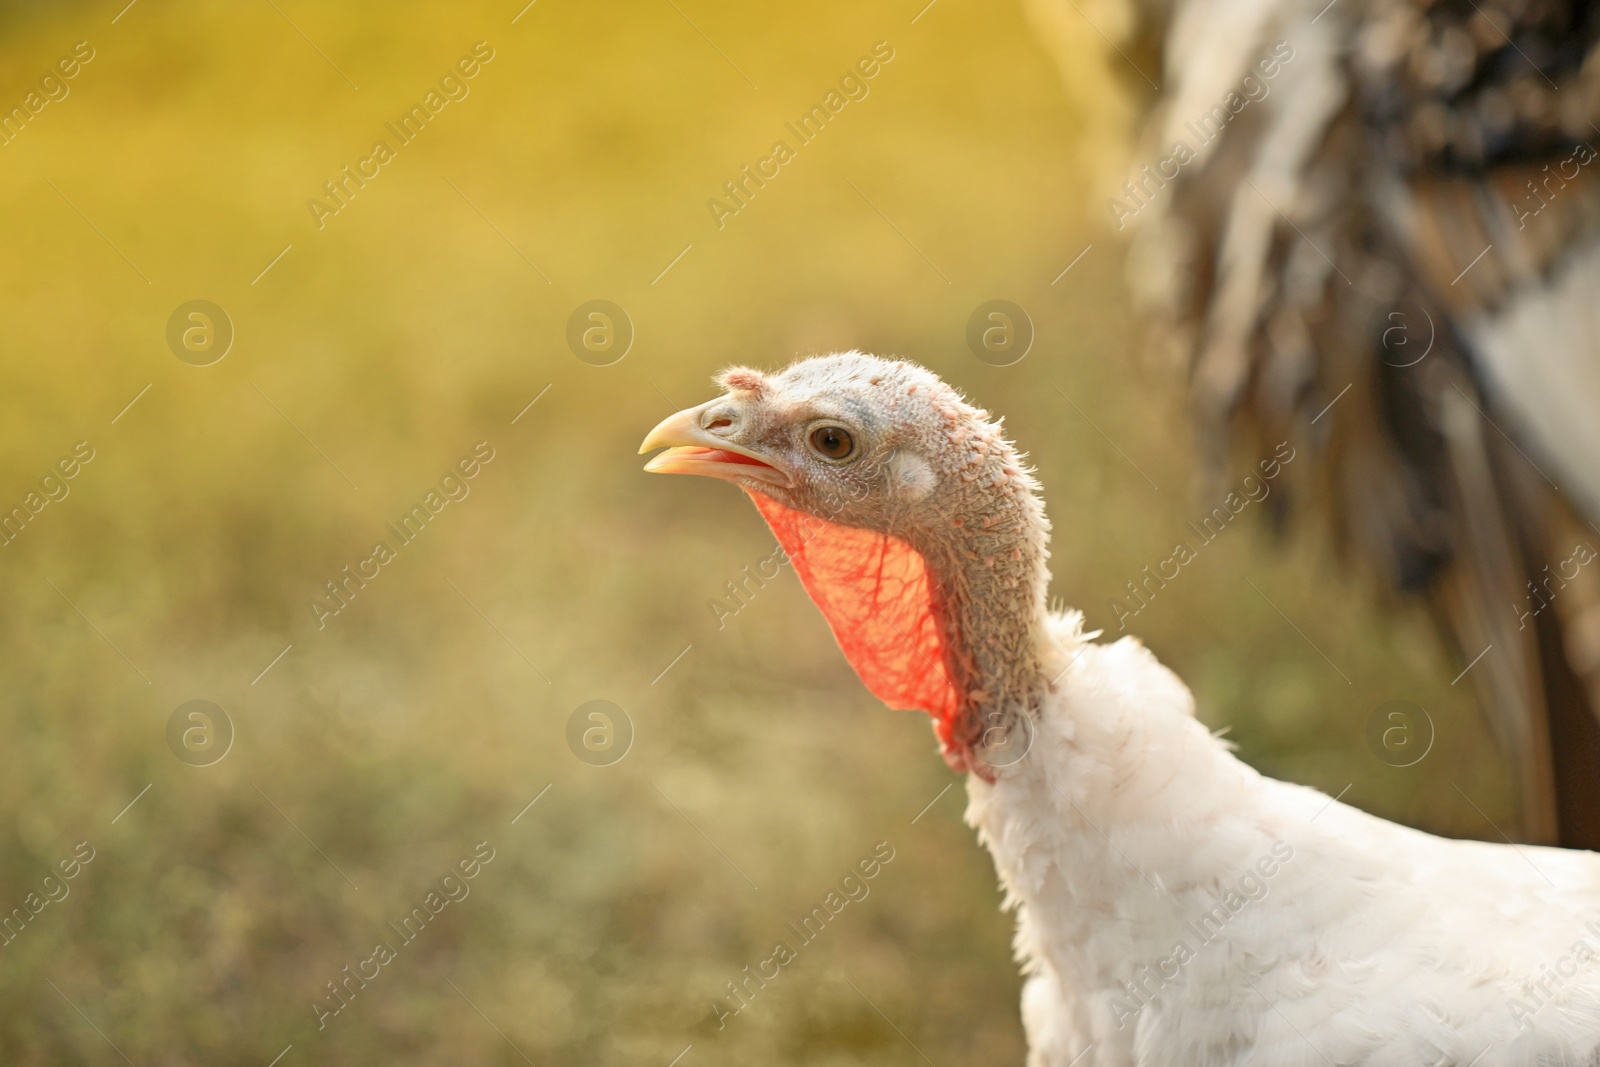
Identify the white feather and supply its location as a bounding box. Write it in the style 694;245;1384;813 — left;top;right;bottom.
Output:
1468;239;1600;524
968;610;1600;1064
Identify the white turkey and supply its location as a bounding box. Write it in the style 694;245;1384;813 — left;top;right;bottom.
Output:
1022;0;1600;849
642;352;1600;1066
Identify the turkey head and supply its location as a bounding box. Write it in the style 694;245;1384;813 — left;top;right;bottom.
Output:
640;352;1052;777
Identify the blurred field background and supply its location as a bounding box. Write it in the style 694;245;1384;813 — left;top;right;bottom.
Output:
0;0;1516;1064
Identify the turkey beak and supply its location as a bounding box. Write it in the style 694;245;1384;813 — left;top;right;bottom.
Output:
639;400;793;488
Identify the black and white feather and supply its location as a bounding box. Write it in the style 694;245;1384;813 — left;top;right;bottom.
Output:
1028;0;1600;847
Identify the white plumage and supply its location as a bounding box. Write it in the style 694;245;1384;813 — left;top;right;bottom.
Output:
978;608;1600;1064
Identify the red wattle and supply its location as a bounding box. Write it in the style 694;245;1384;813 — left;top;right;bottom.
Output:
744;490;965;748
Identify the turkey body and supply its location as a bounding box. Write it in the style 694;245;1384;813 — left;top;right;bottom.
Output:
974;609;1600;1064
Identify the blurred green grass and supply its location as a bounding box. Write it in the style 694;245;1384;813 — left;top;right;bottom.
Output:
0;0;1511;1063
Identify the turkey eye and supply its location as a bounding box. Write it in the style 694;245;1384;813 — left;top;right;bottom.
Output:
809;425;855;460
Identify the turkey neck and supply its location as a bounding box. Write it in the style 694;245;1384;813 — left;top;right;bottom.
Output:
899;454;1053;762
